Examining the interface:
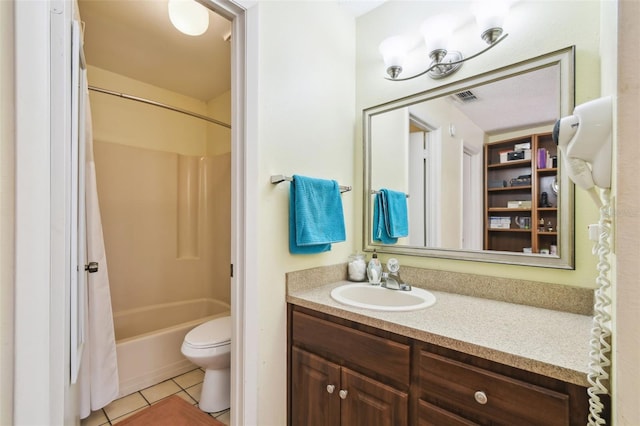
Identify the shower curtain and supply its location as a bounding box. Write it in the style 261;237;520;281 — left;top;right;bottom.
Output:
79;68;120;418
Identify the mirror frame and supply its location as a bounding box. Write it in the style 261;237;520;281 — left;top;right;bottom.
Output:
363;46;575;269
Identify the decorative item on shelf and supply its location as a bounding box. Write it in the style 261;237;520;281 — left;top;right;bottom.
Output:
538;217;545;232
547;220;553;232
514;216;530;229
510;174;531;187
540;191;551;207
488;179;507;189
507;200;532;209
537;148;547;168
489;216;511;229
551;176;559;194
507;151;526;161
378;1;511;81
551;156;558;168
540;248;550;255
550;244;558;255
514;142;531;151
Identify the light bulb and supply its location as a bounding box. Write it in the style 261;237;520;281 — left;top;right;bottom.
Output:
379;35;413;79
472;1;510;44
168;0;209;36
420;14;455;58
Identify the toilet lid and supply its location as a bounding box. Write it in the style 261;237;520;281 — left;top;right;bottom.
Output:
184;316;231;349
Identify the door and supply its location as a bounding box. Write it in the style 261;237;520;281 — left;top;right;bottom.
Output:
70;19;87;385
341;367;408;426
291;347;341;426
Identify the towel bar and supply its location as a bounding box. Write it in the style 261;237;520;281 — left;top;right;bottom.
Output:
371;189;410;198
271;174;352;193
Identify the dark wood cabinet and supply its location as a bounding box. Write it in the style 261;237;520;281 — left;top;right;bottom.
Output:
291;347;341;426
418;350;572;425
289;308;409;426
484;132;559;254
288;305;593;426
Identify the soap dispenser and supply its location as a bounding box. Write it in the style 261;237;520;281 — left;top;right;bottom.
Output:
367;250;382;285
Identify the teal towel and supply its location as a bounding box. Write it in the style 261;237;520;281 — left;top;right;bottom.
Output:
373;189;408;244
289;175;346;254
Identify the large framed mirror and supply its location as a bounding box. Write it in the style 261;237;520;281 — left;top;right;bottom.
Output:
363;47;575;269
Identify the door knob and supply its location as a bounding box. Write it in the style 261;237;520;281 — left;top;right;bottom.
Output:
84;262;99;273
339;389;348;399
326;385;335;394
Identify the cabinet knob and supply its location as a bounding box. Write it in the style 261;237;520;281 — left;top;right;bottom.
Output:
474;391;488;405
339;389;348;400
326;385;335;394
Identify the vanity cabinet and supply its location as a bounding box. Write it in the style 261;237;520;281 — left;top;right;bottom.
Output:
415;343;588;426
484;132;558;254
288;305;591;426
289;307;410;426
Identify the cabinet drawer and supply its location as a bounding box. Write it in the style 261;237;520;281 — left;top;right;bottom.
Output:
292;311;410;384
419;351;570;426
418;399;478;426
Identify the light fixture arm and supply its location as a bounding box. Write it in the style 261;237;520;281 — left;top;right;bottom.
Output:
385;33;509;81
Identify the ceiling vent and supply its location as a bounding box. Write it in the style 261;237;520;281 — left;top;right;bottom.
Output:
452;90;479;103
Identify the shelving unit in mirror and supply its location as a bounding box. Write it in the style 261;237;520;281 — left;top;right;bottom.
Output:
484;132;558;254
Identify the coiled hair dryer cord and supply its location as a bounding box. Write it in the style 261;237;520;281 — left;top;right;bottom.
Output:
587;189;612;426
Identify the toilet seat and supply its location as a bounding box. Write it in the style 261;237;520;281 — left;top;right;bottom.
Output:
184;316;231;349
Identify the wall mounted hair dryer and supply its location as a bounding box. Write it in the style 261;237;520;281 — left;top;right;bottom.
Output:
552;96;613;206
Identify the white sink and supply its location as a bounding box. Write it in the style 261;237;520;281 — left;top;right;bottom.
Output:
330;283;436;312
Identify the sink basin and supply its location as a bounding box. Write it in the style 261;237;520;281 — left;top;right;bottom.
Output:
330;283;436;311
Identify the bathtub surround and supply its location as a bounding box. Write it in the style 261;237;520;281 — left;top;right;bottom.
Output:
79;73;119;418
93;142;231;311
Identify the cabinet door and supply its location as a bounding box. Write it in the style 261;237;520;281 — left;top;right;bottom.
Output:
291;347;341;426
341;367;408;426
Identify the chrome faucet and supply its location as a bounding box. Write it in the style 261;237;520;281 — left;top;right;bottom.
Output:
381;258;412;291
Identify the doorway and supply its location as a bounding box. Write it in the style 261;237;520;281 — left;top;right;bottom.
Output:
77;0;250;423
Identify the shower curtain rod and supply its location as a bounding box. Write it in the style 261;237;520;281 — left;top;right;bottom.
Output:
88;85;232;129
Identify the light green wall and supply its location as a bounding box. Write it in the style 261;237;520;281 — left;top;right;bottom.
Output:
255;2;357;423
356;1;603;288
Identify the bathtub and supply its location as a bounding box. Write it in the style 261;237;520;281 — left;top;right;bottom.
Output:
113;298;230;397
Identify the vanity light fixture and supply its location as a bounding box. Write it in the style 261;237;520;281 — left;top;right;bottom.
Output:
168;0;209;36
380;1;511;81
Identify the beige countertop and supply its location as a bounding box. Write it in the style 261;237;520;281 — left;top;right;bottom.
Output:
287;280;594;387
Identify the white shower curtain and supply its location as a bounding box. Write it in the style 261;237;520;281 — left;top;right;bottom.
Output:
79;69;120;418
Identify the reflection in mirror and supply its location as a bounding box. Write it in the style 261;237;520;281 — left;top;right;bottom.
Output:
364;47;575;269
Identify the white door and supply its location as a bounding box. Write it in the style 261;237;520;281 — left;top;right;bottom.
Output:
70;19;88;384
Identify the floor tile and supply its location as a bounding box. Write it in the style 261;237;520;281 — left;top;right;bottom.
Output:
111;406;148;424
174;390;197;405
140;379;181;403
80;409;109;426
173;368;205;389
216;410;230;425
103;392;148;421
185;382;203;403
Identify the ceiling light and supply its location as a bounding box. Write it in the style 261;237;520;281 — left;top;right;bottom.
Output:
168;0;209;36
380;1;511;81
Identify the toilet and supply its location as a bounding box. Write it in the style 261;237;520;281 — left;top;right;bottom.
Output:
181;316;231;413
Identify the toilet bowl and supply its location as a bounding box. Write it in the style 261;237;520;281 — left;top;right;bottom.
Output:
181;316;231;413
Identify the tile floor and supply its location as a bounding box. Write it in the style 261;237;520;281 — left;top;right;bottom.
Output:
81;368;230;425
